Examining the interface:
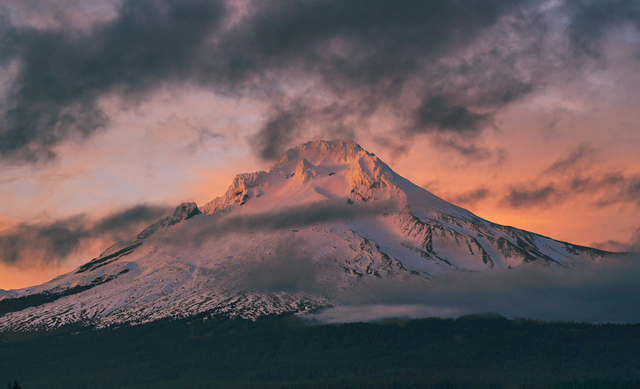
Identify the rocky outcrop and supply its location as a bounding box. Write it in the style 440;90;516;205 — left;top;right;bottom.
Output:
202;172;267;215
137;202;201;239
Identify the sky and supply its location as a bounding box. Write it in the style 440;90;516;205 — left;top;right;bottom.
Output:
0;0;639;290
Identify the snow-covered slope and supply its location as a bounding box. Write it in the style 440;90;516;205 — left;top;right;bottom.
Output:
0;140;615;331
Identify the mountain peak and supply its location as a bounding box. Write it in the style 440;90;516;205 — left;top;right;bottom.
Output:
0;139;617;331
202;139;397;215
275;139;366;165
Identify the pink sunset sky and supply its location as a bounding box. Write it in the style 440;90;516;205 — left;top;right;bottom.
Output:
0;0;639;289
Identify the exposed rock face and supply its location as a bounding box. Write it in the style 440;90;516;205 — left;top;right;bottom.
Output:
137;202;201;240
202;172;267;215
0;139;619;331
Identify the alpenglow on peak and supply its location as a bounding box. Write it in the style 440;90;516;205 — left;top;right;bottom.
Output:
0;139;616;331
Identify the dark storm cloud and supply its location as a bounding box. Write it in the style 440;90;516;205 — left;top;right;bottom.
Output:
0;0;225;162
0;0;533;162
217;0;516;84
305;257;640;323
253;100;310;161
253;99;363;161
1;0;637;162
411;95;493;135
225;0;535;157
0;204;171;265
567;0;640;57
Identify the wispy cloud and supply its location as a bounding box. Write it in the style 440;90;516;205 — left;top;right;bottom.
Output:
451;187;493;207
505;185;558;208
503;144;640;209
0;204;171;266
544;144;596;175
164;200;402;247
592;227;640;254
505;172;640;209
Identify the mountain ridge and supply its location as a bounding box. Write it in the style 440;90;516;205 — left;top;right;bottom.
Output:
0;139;617;331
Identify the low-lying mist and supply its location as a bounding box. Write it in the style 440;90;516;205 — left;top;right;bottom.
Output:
155;202;640;324
301;254;640;324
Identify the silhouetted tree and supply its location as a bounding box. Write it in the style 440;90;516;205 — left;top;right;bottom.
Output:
6;380;20;389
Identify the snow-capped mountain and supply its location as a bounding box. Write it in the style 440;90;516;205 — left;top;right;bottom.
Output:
0;140;614;331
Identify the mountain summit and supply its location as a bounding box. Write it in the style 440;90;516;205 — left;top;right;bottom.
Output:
0;140;614;330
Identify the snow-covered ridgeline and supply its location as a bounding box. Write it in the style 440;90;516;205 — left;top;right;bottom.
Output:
0;139;616;331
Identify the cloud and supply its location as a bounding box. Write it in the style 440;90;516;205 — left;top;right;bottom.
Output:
567;0;640;57
0;0;546;163
91;205;172;235
1;0;638;163
0;204;171;266
0;0;120;30
411;94;493;135
544;144;596;175
218;0;518;83
592;227;640;253
451;187;492;206
240;238;321;293
0;0;226;162
505;185;557;207
302;304;463;324
165;200;402;247
252;100;309;161
502;144;640;208
504;172;640;208
303;256;640;323
226;0;537;158
430;135;503;162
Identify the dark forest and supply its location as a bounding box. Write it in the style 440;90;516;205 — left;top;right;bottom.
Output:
2;313;640;388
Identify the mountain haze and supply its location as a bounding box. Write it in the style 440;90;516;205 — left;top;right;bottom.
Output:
0;140;615;331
